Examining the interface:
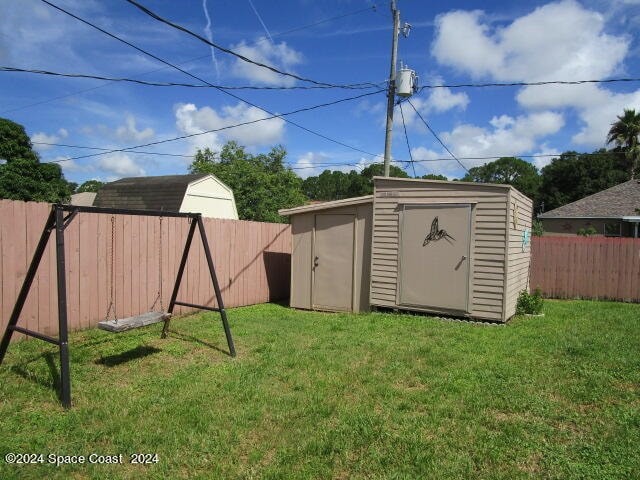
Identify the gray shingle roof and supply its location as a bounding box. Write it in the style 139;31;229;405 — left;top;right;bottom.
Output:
539;179;640;218
93;174;207;211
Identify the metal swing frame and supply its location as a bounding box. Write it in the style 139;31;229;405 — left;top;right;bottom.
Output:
0;204;236;409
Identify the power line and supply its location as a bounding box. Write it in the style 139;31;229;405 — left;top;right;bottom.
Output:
3;5;379;114
32;142;193;158
43;89;385;163
41;0;385;162
418;77;640;91
0;66;382;90
123;0;377;90
397;102;416;177
11;64;636;93
405;99;469;173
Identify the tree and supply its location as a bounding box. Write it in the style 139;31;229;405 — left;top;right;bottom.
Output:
302;169;352;201
189;141;306;223
606;108;640;179
538;149;630;212
460;157;541;202
420;174;448;181
0;118;74;203
302;163;409;201
0;118;38;162
358;163;409;195
76;179;104;193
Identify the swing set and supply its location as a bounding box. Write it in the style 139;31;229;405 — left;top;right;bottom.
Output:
0;204;236;409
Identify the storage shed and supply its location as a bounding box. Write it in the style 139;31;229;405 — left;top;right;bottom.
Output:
94;174;238;219
279;177;532;322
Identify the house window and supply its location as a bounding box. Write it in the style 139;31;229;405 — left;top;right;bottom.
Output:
604;222;621;237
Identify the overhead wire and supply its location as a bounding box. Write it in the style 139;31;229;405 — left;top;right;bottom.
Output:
6;65;639;93
43;89;385;162
0;66;383;90
2;4;380;114
122;0;378;89
29;1;634;175
40;0;386;162
418;77;640;90
405;99;469;173
32;142;193;158
397;101;416;177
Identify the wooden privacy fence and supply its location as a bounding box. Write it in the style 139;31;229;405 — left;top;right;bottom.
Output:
0;200;291;339
530;236;640;302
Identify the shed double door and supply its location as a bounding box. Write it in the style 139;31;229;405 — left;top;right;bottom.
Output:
398;204;471;312
312;214;355;311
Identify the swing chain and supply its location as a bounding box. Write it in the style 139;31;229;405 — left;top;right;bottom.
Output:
150;216;164;313
105;215;116;322
159;216;163;312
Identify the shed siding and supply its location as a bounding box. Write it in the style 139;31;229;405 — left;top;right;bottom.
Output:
371;178;510;321
288;204;372;312
290;214;314;309
182;176;238;219
504;188;534;318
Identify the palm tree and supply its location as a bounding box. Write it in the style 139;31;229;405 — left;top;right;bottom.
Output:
607;108;640;179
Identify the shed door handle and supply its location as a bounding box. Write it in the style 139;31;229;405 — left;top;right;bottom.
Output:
314;256;319;267
462;255;467;261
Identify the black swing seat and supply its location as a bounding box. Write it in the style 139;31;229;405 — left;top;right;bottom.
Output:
98;312;171;333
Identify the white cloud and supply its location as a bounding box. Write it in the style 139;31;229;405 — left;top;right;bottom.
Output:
394;86;469;131
54;157;91;174
354;99;385;118
174;102;286;152
424;87;470;113
433;1;629;81
229;38;303;86
31;129;69;150
98;153;145;177
518;83;640;146
410;146;465;178
432;0;640;148
292;151;373;178
292;151;330;178
115;115;154;143
441;112;565;162
531;144;562;170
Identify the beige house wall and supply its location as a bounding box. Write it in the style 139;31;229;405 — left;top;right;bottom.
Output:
540;218;633;237
180;175;238;219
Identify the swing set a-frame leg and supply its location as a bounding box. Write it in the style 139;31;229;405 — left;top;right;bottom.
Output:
0;205;72;409
162;215;236;357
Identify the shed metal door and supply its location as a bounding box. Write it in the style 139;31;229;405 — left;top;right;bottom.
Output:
312;214;355;311
398;205;471;312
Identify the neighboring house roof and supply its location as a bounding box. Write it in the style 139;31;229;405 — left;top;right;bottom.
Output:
539;179;640;219
94;174;209;211
69;191;96;206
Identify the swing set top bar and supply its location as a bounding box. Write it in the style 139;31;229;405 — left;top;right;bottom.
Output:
57;204;201;219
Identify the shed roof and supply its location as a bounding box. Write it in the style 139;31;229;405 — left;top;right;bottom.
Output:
94;174;208;211
278;195;373;216
538;179;640;219
373;176;514;190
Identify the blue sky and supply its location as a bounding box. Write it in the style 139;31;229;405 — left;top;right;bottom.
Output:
1;0;639;185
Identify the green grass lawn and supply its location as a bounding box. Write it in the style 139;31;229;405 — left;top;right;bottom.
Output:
0;300;638;479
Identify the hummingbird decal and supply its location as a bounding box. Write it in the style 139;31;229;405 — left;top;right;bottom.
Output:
423;216;455;246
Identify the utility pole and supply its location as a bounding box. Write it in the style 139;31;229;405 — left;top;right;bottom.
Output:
383;0;400;177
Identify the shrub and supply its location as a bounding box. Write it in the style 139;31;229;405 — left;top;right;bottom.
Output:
516;288;544;315
577;226;597;236
532;219;544;236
